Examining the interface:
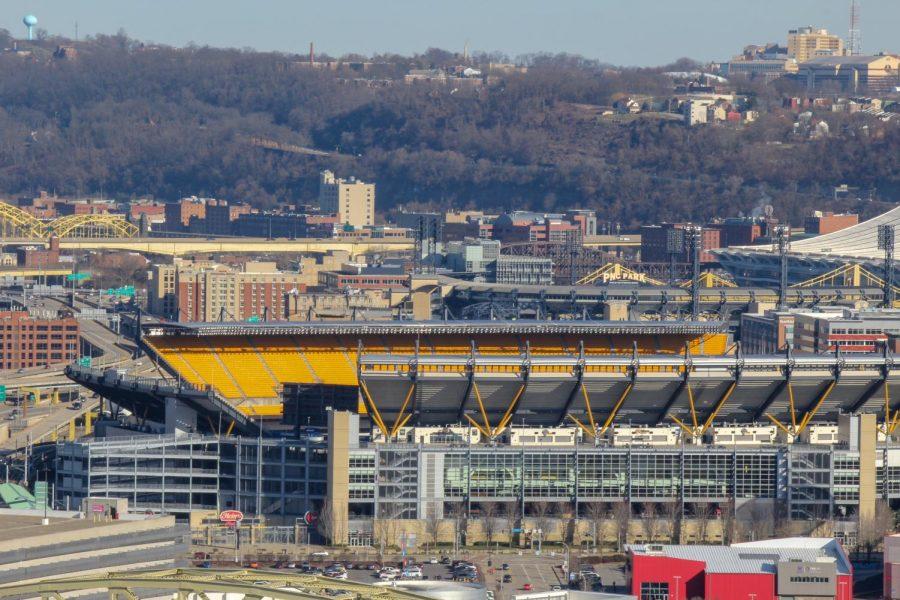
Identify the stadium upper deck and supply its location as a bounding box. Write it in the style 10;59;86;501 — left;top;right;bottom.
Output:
141;320;728;408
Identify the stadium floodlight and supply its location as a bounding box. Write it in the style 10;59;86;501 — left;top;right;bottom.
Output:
773;225;790;310
682;225;703;319
878;224;895;307
666;228;685;285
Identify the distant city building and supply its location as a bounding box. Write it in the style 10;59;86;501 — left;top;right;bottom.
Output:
0;308;79;370
804;211;859;235
15;236;62;269
148;260;306;322
164;197;206;231
319;170;375;228
787;26;845;63
199;199;253;235
445;238;501;275
318;262;409;291
641;223;721;264
793;308;900;354
233;212;336;238
740;309;797;353
684;100;709;126
492;211;582;244
797;54;900;92
716;216;778;247
490;255;552;285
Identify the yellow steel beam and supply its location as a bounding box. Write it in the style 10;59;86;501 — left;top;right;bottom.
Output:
701;380;737;434
225;419;236;436
389;383;416;437
472;381;493;438
765;413;793;437
788;381;797;431
493;383;526;436
464;414;492;439
359;380;389;440
686;383;698;430
566;413;597;439
797;380;837;434
885;381;892;433
669;414;696;438
599;381;634;434
581;382;597;437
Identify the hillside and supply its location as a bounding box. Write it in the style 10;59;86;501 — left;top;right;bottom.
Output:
0;31;897;226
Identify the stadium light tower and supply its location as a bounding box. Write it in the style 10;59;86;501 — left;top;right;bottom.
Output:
773;225;790;310
666;228;685;285
683;225;703;320
878;224;895;307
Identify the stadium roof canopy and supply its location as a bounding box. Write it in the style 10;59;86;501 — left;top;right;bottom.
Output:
719;204;900;263
142;319;726;338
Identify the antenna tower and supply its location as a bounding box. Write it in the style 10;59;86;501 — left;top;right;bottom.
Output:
848;0;861;56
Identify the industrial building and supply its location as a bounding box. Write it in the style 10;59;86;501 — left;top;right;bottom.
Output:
0;306;79;370
628;537;853;600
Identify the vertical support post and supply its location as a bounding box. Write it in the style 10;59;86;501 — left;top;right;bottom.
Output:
774;225;790;310
879;224;895;308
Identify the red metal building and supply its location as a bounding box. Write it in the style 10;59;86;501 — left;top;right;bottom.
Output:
629;538;852;600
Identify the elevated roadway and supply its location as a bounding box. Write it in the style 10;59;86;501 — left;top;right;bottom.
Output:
2;237;413;257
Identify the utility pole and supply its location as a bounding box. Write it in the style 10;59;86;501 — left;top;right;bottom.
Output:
774;225;791;310
684;226;703;320
879;224;895;308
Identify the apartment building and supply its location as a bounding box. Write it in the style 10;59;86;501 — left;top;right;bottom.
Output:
0;309;79;370
787;27;844;63
641;223;721;264
146;260;305;322
319;170;375;228
804;211;859;235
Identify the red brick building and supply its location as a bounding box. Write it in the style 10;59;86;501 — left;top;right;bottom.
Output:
0;310;80;370
804;211;858;235
16;237;62;269
165;198;207;231
492;212;582;244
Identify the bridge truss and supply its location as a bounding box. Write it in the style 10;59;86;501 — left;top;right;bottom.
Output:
0;201;139;239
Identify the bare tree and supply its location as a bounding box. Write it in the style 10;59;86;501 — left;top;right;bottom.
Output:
584;502;608;553
316;503;334;545
859;500;895;561
612;501;631;551
502;501;521;548
641;503;662;543
448;501;467;554
693;502;713;543
720;500;736;545
374;503;404;559
424;501;444;552
531;501;553;547
663;500;682;544
480;501;499;549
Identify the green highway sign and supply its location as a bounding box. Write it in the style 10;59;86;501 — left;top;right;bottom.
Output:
0;385;5;402
103;285;135;297
66;272;92;281
78;356;92;367
247;315;260;323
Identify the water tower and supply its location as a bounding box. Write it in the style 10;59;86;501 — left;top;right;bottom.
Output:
23;14;38;41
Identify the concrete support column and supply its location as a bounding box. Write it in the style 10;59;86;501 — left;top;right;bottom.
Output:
326;411;352;545
858;413;877;520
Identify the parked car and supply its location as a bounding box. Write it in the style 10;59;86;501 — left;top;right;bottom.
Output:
503;574;512;583
501;563;510;571
429;557;439;564
402;566;423;579
523;584;533;591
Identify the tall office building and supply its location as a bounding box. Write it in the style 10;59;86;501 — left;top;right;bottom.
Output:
318;170;375;228
787;27;845;62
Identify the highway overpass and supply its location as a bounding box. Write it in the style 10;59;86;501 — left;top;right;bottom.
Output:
2;237;413;256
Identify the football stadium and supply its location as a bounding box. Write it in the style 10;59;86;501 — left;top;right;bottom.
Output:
60;319;900;544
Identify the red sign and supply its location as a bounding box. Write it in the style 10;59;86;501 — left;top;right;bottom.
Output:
219;510;244;523
304;511;318;525
91;504;105;513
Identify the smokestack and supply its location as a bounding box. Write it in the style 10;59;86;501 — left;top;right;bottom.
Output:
309;42;314;64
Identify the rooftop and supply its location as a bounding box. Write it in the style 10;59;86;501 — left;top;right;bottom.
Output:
628;537;851;575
